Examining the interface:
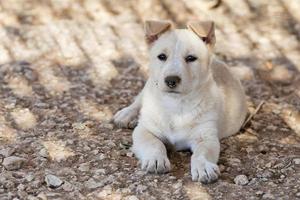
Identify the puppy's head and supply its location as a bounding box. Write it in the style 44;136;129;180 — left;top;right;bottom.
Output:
144;20;216;95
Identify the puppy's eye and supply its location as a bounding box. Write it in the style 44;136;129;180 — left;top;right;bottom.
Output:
185;55;197;63
157;53;167;61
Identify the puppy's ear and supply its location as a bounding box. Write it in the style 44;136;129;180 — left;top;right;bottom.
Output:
187;21;216;49
144;20;172;44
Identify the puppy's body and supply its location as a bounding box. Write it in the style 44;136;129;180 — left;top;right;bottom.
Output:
114;22;247;183
140;58;246;145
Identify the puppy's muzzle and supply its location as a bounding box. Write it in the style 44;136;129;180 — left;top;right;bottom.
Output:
164;76;181;89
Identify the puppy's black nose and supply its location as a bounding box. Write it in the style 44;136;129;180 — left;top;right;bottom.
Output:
164;76;181;88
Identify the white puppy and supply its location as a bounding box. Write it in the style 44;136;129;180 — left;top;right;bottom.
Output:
113;20;247;183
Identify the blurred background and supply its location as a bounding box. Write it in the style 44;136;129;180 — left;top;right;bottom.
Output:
0;0;299;199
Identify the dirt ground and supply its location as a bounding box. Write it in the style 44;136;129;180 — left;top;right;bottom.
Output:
0;0;299;199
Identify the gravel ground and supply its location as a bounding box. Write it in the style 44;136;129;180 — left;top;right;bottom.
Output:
0;0;299;199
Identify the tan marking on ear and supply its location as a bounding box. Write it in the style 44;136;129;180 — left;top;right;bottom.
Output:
144;20;172;44
187;21;216;49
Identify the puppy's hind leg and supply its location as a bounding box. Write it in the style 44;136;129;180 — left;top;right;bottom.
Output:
132;125;171;173
113;92;142;129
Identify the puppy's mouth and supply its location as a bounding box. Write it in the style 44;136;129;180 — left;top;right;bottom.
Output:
165;90;181;94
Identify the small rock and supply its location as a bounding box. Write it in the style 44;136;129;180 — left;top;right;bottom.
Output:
256;191;264;196
17;190;28;199
136;184;147;193
234;175;249;186
261;177;268;182
293;158;300;165
266;125;277;131
260;170;273;179
262;193;275;199
3;180;15;189
25;173;35;182
39;148;49;158
27;195;39;200
78;163;90;172
0;148;15;157
258;145;269;154
219;164;226;172
99;122;114;130
247;177;257;185
2;156;26;170
96;186;113;198
296;192;300;197
17;184;25;191
62;181;74;192
126;152;134;157
12;171;26;178
126;195;139;200
280;174;285;179
92;149;99;155
33;102;49;109
265;162;272;168
45;174;63;188
228;158;241;166
0;173;6;183
172;181;182;190
84;178;104;189
94;168;106;175
37;192;47;200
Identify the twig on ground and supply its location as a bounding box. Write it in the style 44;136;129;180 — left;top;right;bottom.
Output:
242;100;265;129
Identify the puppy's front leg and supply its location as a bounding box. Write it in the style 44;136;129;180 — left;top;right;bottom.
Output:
113;90;143;129
132;125;171;173
190;127;220;184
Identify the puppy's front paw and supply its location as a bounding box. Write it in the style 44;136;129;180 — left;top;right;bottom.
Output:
113;106;138;129
140;154;171;174
191;156;220;184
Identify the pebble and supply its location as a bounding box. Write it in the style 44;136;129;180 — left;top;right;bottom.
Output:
266;125;277;131
17;184;25;191
31;179;43;189
126;195;139;200
256;191;264;196
96;186;113;198
293;158;300;165
62;181;74;192
25;173;35;182
234;175;249;186
0;148;15;157
260;171;273;179
45;174;63;188
17;190;28;199
172;181;182;190
78;163;90;172
39;148;49;158
37;192;47;200
4;180;15;189
126;152;134;157
84;178;104;189
262;193;275;199
265;162;272;168
280;174;285;179
94;168;106;175
2;156;27;170
136;184;147;193
228;158;241;166
27;195;39;200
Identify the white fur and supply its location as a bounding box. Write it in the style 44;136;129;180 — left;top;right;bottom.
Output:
113;28;247;183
